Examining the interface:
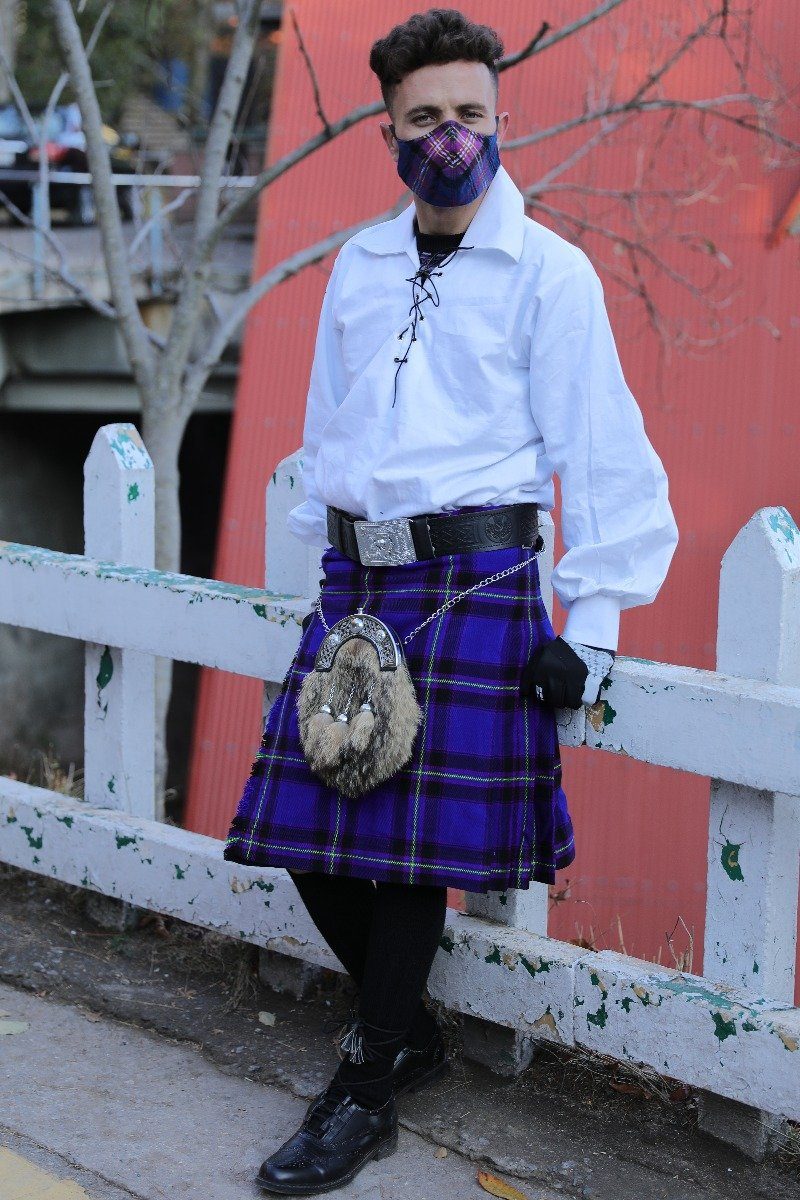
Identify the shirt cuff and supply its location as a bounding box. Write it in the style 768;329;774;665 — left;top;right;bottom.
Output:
286;501;331;548
561;593;621;653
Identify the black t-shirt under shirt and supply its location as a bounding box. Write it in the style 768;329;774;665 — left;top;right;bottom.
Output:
413;215;466;266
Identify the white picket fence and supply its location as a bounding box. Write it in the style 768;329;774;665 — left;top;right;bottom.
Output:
0;423;798;1131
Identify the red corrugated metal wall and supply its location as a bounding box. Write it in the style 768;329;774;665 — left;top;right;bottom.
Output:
185;1;800;992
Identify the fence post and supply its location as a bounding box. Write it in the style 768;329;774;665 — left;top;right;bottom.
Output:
699;505;800;1158
83;424;156;819
258;451;338;999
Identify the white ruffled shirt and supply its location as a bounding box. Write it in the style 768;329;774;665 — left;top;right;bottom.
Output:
286;164;678;652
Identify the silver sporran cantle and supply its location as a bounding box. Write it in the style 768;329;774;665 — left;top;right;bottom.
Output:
296;607;422;798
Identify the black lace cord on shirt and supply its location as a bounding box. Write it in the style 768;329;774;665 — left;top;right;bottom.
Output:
391;242;475;408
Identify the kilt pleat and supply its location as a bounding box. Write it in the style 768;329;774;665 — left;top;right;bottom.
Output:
224;508;575;893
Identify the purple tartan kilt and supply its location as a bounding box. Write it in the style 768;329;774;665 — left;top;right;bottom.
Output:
223;510;575;893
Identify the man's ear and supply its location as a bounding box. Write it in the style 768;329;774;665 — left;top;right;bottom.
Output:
380;121;399;161
496;110;510;148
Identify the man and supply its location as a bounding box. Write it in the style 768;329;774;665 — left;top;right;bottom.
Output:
229;9;678;1194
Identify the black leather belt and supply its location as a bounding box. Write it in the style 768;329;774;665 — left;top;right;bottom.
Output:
326;501;542;566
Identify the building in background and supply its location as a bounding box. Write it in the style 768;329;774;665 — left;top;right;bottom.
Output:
184;0;800;991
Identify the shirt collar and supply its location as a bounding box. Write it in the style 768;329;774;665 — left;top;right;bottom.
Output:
356;164;526;266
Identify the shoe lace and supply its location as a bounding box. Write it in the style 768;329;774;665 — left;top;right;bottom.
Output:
328;1011;406;1065
303;1081;351;1137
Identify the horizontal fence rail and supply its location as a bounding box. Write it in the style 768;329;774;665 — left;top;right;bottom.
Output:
1;539;799;792
1;423;798;1136
1;779;798;1123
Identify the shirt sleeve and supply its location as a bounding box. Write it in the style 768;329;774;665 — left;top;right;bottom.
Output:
285;249;349;548
527;251;679;652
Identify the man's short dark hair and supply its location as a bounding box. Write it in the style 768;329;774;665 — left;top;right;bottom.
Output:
369;8;504;117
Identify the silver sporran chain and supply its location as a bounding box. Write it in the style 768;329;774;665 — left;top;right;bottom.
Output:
313;547;541;642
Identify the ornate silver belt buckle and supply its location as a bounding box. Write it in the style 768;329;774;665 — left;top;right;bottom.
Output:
353;517;417;565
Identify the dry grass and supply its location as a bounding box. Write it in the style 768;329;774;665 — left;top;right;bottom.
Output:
2;746;85;798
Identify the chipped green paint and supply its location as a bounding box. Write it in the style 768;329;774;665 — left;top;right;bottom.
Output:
55;814;74;828
574;996;585;1007
601;699;616;727
620;996;633;1013
590;971;608;998
520;955;551;977
655;977;774;1018
206;867;215;879
107;777;116;795
5;812;16;824
721;840;743;881
712;1012;737;1042
253;604;268;620
115;834;137;849
174;864;187;880
752;960;759;974
0;543;298;606
498;892;508;906
440;934;455;955
20;825;43;849
127;483;140;503
288;474;295;488
587;1002;608;1029
485;944;503;965
254;880;274;892
107;426;152;472
742;1020;758;1032
96;646;113;715
632;986;661;1008
767;507;798;545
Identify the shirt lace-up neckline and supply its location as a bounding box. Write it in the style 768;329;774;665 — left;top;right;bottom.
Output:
391;216;474;407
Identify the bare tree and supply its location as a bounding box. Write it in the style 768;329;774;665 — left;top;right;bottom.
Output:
0;0;793;811
0;0;18;104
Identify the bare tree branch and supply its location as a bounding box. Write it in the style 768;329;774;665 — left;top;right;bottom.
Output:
0;190;121;316
500;0;629;66
180;196;409;415
49;0;158;399
159;0;261;410
289;3;330;135
505;93;797;154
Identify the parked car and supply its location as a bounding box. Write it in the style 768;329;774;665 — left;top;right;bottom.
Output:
28;104;142;226
0;102;141;226
0;105;34;218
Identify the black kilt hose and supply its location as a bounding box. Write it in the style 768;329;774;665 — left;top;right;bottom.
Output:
225;504;575;893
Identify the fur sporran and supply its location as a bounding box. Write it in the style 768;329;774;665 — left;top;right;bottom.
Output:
296;608;422;798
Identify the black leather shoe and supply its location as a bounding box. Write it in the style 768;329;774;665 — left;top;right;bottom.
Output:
256;1080;398;1195
391;1022;451;1096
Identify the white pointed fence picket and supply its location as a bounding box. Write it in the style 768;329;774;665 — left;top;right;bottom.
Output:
0;423;798;1127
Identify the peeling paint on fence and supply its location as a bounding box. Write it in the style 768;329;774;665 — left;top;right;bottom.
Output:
1;447;798;1127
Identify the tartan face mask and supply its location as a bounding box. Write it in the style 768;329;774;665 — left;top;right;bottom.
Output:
389;116;501;207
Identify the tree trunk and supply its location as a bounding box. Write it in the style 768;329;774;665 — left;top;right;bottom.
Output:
0;0;19;104
142;407;185;819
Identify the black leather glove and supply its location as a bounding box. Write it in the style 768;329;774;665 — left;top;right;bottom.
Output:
521;636;616;709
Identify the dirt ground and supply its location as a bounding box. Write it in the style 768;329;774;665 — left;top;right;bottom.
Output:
0;863;797;1200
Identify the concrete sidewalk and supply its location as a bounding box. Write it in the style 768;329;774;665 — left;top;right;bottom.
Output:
0;868;797;1200
0;981;560;1200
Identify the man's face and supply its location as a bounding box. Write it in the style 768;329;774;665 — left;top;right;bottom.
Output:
380;58;508;156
